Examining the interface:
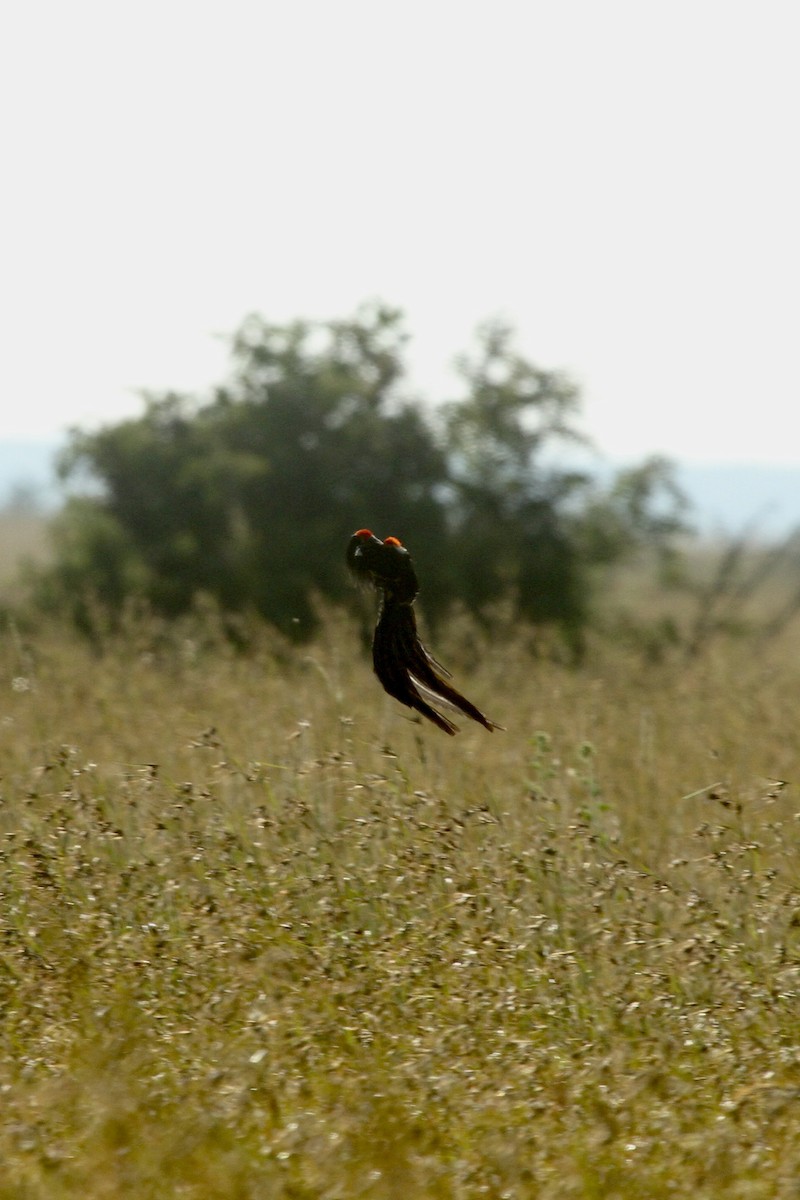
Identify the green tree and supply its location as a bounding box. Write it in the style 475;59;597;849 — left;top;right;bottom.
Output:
577;455;689;568
47;304;448;637
441;320;591;636
36;303;688;646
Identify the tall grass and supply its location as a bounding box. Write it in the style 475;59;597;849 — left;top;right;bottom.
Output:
1;605;799;1197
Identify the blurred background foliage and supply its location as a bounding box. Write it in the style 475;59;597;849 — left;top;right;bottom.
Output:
32;302;688;647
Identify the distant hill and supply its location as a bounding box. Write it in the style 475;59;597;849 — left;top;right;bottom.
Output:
0;440;63;510
0;439;797;537
674;462;799;538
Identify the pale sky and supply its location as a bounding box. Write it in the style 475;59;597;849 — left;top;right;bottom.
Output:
2;1;798;464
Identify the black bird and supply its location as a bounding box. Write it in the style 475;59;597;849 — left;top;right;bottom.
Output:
347;529;501;736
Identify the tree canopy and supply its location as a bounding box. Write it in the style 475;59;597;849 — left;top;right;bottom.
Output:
39;302;687;644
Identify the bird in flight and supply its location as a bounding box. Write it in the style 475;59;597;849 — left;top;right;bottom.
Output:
347;529;502;736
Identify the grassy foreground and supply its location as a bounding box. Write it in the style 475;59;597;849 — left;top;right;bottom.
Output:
1;608;799;1198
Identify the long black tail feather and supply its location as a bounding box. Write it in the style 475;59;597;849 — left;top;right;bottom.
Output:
373;600;501;734
372;603;459;734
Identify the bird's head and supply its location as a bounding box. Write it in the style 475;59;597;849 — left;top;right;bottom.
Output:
346;529;419;602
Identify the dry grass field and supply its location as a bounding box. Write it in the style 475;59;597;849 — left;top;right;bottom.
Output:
2;514;800;1197
1;582;799;1198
